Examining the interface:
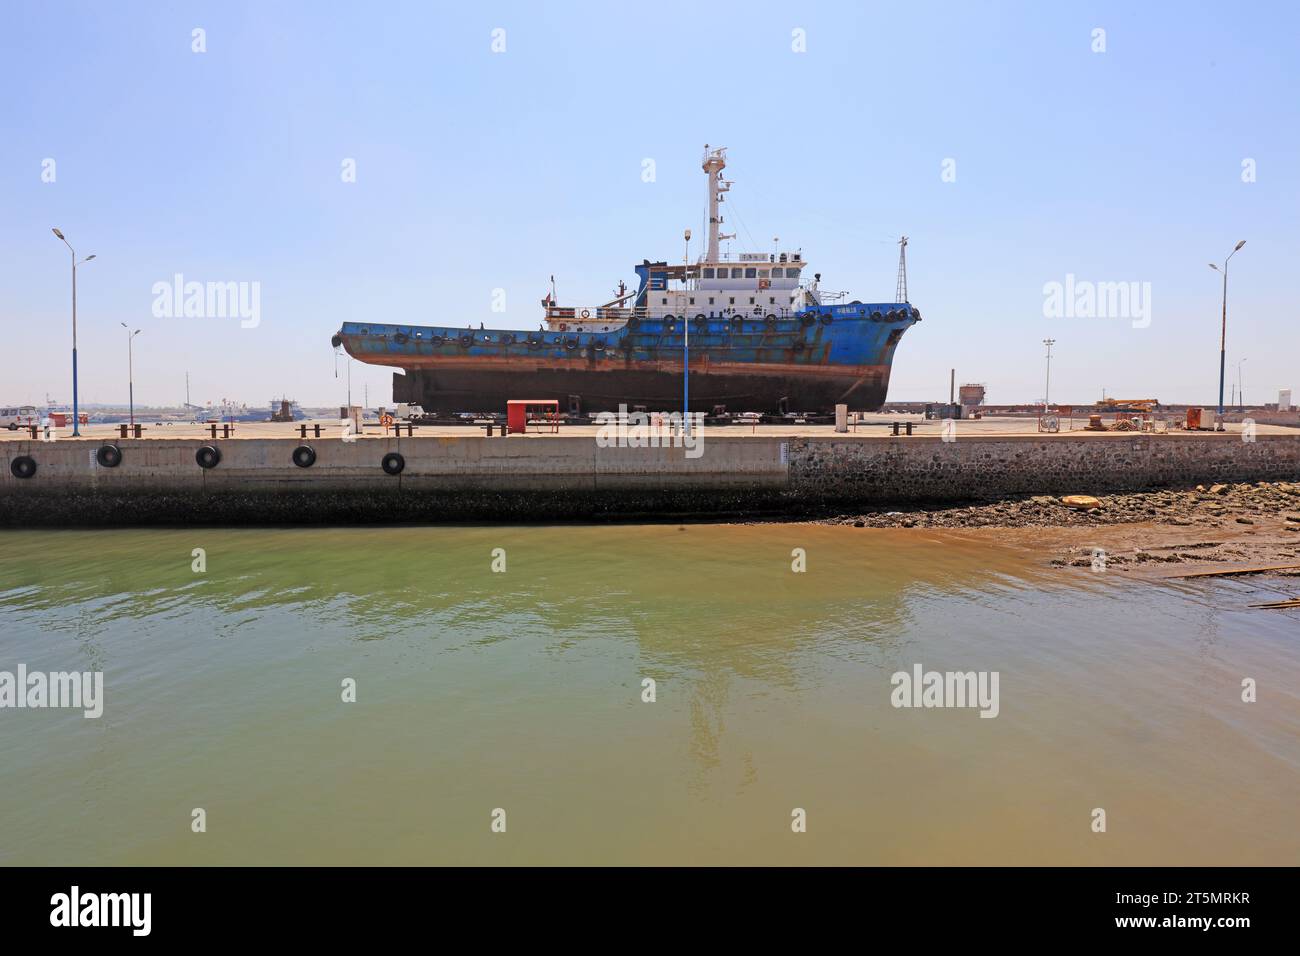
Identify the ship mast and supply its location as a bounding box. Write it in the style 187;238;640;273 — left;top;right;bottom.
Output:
895;236;909;304
702;145;732;262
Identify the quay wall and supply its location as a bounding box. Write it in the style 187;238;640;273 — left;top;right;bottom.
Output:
2;433;1298;525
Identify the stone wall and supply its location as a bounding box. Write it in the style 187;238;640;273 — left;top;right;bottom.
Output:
789;434;1300;501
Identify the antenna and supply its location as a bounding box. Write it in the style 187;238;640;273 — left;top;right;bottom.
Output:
895;236;909;304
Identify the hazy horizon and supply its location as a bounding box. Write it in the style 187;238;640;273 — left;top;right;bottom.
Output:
4;1;1297;408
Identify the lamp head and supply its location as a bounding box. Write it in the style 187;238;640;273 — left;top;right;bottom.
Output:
51;228;64;240
1234;239;1246;252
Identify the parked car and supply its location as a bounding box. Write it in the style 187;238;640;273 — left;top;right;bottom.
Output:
0;405;39;430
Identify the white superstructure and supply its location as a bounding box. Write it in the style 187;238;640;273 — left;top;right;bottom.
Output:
541;145;821;332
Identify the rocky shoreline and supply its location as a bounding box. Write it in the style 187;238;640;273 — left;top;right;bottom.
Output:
820;480;1300;580
823;480;1300;531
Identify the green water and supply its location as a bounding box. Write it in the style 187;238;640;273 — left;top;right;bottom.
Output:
1;526;1296;865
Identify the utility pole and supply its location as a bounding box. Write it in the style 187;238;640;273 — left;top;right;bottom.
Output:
1042;339;1056;411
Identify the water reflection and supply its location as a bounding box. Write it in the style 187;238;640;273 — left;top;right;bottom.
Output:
11;526;1293;866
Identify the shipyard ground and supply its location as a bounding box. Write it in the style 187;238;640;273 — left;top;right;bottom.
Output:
5;413;1296;442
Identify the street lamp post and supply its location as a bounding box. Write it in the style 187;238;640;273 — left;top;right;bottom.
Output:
52;229;95;437
1042;338;1056;411
120;324;141;427
1237;357;1247;412
683;228;691;435
1208;240;1246;431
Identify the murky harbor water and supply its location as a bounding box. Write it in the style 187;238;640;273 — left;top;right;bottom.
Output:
1;526;1296;865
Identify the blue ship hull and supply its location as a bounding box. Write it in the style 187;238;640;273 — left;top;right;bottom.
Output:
334;302;919;414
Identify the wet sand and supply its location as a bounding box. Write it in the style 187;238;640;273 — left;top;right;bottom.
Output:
819;480;1300;581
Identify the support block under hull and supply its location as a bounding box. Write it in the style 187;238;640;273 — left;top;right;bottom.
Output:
393;364;892;415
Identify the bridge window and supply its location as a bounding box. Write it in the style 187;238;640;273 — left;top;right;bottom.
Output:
788;269;800;280
745;268;756;278
771;268;784;278
702;268;714;278
759;269;769;278
731;268;744;278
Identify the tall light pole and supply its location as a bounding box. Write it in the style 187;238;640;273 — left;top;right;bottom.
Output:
1208;240;1246;431
120;324;141;427
683;228;691;434
1237;357;1247;412
52;229;95;437
1042;338;1056;410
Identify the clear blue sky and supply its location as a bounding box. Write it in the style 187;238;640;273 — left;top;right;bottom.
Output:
3;0;1297;408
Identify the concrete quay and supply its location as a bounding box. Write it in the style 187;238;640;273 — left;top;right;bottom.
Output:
2;417;1297;525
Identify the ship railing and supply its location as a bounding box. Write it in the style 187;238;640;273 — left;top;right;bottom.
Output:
696;251;805;265
545;305;647;324
545;304;831;328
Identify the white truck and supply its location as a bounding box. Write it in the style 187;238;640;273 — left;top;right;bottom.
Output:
392;403;427;421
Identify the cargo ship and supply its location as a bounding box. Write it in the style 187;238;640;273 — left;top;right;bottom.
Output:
331;147;921;414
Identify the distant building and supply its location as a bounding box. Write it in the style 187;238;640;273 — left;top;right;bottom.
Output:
959;383;986;406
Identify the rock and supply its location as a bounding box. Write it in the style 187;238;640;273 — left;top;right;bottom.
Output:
1061;495;1102;510
853;520;865;527
1210;484;1229;495
1235;516;1254;524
